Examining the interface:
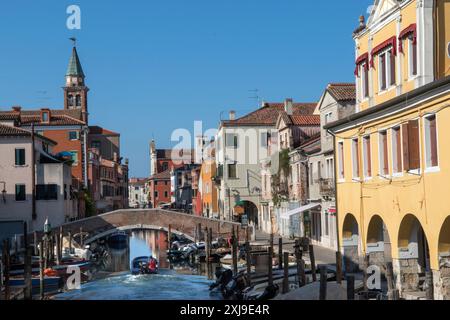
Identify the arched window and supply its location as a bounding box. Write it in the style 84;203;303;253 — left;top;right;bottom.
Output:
68;94;74;107
76;95;82;107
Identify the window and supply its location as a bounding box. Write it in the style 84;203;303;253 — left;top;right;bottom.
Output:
424;115;438;168
261;132;268;147
325;212;329;236
226;134;238;148
361;62;369;98
162;162;169;172
68;95;74;107
326;158;334;180
379;131;389;176
352;139;360;179
338;142;344;180
408;36;418;78
363;136;372;178
154;191;158;199
41;112;49;123
36;184;58;200
15;184;26;201
392;127;402;174
310;163;314;185
64;184;67;200
164;191;168;198
297;163;301;183
317;161;322;180
325;112;333;124
69;151;78;165
76;95;81;107
228;164;237;179
15;148;25;166
402;120;420;171
378;49;395;91
68;131;79;141
91;141;101;150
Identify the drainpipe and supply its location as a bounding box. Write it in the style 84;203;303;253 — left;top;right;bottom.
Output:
327;129;340;253
31;123;36;221
83;126;89;188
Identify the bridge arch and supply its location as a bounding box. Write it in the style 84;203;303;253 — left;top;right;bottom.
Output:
84;224;194;244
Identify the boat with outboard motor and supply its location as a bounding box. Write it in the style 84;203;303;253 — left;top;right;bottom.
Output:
131;256;158;275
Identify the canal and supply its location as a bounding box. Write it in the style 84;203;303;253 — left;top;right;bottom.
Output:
54;230;222;300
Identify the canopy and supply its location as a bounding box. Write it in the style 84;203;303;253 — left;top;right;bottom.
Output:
280;203;321;219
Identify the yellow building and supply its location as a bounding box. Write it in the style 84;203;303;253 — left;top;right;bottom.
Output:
201;143;218;218
326;0;450;299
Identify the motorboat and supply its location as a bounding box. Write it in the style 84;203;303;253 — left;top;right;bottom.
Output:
131;256;158;275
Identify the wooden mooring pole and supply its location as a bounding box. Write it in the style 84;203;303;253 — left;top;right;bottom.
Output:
309;245;317;282
278;238;283;270
80;227;83;247
232;227;238;275
33;231;38;256
168;224;172;249
319;265;327;300
268;246;273;286
295;240;306;287
24;246;33;300
282;252;289;294
386;262;399;300
245;241;251;284
336;251;343;284
39;241;44;300
347;275;355;300
2;239;10;300
68;232;72;254
55;232;61;265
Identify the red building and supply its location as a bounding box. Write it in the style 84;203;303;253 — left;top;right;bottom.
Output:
148;170;171;208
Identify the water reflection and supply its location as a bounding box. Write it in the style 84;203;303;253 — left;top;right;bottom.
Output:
55;229;221;300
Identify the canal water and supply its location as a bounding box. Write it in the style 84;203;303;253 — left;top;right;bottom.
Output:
55;230;222;300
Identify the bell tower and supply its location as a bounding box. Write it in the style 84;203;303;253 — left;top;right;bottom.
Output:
64;40;89;123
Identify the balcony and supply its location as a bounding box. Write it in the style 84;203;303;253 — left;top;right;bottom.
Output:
319;178;335;197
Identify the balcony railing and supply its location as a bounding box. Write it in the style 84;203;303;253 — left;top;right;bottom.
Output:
319;178;335;197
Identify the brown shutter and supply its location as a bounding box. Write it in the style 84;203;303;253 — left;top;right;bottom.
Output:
382;132;389;174
366;137;372;177
429;116;438;167
402;123;410;171
395;128;402;172
412;42;417;76
408;120;420;170
364;67;369;97
381;55;387;90
390;50;396;85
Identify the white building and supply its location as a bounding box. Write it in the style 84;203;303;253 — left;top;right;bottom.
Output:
0;124;77;241
128;178;148;208
216;101;317;230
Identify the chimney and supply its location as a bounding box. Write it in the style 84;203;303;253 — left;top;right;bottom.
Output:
12;106;22;114
229;110;236;121
284;98;293;116
359;15;365;27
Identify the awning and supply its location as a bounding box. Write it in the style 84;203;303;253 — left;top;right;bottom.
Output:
280;203;321;219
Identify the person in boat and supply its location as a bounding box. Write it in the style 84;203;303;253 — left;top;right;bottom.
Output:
148;256;157;273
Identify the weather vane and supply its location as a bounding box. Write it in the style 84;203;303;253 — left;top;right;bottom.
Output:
69;37;77;47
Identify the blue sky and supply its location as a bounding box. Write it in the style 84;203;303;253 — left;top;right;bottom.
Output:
0;0;373;177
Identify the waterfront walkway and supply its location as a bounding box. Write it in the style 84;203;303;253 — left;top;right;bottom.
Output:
252;230;337;266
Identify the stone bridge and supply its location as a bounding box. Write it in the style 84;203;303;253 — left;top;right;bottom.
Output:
56;209;252;245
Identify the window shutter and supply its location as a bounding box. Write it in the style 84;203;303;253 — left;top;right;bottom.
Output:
412;42;417;76
408;120;420;170
381;54;387;90
390;50;396;85
383;133;389;174
402;123;410;171
429;116;438;167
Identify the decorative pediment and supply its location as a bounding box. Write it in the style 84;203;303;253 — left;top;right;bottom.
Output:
367;0;401;27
